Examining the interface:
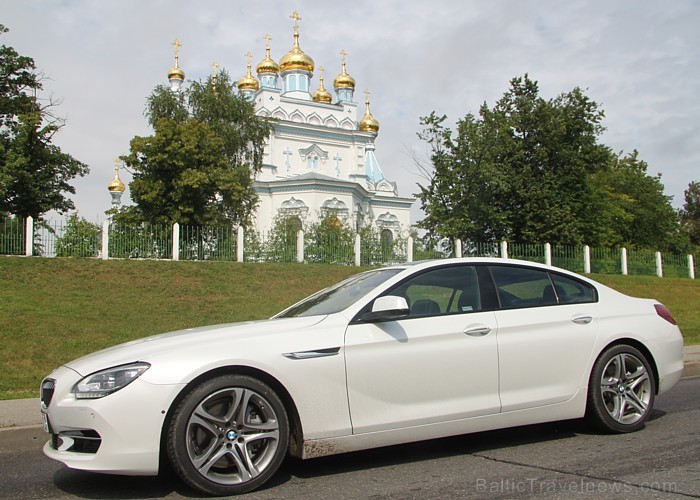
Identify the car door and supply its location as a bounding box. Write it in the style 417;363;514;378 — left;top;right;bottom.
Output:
344;264;501;434
488;265;599;412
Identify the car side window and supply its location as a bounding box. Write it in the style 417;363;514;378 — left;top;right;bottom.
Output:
489;266;598;309
386;265;481;317
489;266;557;309
550;273;596;304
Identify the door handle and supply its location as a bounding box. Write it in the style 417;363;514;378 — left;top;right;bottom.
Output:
571;315;593;325
464;326;491;337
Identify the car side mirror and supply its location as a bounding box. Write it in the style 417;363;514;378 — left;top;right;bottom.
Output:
359;296;410;322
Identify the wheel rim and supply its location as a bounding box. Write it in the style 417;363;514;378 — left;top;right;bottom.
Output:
599;353;652;425
185;387;281;485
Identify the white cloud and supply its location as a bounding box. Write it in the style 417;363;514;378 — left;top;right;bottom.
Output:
2;0;698;223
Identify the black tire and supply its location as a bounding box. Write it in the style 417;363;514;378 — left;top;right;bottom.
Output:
167;375;289;496
586;344;656;433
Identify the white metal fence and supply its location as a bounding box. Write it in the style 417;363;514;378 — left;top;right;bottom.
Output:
2;216;697;279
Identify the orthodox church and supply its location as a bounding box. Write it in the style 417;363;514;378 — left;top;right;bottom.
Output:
113;11;414;239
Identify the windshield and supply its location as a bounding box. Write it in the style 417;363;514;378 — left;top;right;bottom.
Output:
275;268;404;318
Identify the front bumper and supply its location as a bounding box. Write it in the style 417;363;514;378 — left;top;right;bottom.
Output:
40;365;184;475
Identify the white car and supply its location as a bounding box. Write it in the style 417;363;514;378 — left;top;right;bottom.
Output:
40;258;684;496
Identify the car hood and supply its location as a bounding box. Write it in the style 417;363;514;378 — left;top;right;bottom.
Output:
63;316;327;376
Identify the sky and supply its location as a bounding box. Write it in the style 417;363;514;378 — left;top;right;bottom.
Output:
2;0;699;224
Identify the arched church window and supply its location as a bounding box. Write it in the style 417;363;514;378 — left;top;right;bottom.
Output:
380;229;394;261
381;229;394;247
307;154;319;170
289;216;303;233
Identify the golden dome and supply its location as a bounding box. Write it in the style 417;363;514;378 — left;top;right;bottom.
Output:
279;11;314;74
333;49;355;89
168;66;185;81
256;34;280;75
358;90;379;133
108;160;126;193
312;66;332;103
238;52;260;91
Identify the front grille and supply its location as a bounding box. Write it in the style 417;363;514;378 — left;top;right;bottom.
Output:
51;430;102;454
40;379;56;409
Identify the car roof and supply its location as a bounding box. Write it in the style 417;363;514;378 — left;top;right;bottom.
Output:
379;257;597;284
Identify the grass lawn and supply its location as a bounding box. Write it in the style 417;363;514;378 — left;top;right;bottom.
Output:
0;257;697;400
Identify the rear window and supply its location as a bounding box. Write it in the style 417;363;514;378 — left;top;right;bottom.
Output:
488;265;596;309
550;273;597;304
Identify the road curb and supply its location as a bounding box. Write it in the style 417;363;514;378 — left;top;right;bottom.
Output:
682;345;700;378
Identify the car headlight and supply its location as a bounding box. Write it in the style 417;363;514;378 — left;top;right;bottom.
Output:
72;362;150;399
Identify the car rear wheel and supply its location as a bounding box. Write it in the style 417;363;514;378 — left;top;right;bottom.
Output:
586;344;655;433
167;375;289;496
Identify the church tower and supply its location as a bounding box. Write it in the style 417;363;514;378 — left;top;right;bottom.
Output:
168;39;185;93
334;50;356;103
256;35;280;89
154;12;414;236
247;11;413;236
278;11;314;98
107;159;126;210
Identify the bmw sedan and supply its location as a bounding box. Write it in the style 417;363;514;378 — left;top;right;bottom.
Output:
39;258;684;496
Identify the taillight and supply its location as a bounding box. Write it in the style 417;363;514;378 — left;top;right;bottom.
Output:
654;304;677;325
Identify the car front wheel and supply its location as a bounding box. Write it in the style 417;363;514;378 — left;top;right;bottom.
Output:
586;344;656;433
167;375;289;496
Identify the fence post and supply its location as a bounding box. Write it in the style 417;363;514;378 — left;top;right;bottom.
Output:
455;239;462;258
656;251;663;278
689;255;696;279
500;240;508;259
584;245;591;274
544;243;552;266
101;221;109;260
236;226;244;262
407;236;413;263
621;247;628;275
172;223;180;261
354;234;361;266
296;230;304;263
24;216;33;256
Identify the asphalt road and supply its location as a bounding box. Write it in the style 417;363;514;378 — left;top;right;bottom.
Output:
1;377;699;499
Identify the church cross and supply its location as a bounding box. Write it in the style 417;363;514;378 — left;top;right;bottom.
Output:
172;38;182;66
211;61;219;93
290;11;302;31
333;153;343;177
265;33;272;49
283;147;293;171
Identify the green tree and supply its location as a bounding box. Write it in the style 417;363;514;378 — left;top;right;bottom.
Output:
264;213;302;262
1;112;89;219
54;213;101;257
0;24;39;128
124;70;270;226
123;118;229;225
0;25;88;219
417;74;678;249
305;212;354;264
591;151;680;250
679;180;700;247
